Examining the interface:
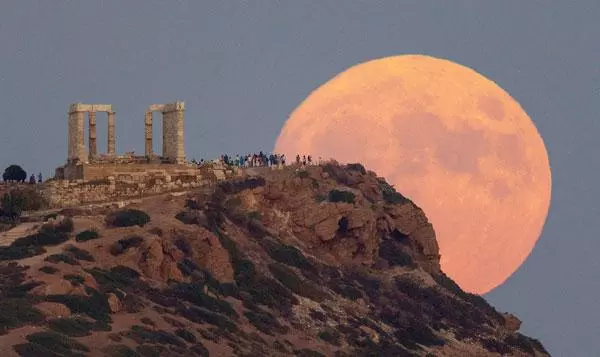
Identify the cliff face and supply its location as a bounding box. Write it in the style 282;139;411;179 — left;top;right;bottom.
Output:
0;163;549;357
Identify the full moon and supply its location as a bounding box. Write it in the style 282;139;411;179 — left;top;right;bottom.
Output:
274;55;552;294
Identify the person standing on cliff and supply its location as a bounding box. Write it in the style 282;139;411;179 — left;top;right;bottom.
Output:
296;154;300;165
37;173;42;183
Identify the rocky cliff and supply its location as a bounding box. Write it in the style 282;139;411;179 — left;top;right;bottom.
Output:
0;162;549;356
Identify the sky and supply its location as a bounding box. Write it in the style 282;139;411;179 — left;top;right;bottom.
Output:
1;1;598;355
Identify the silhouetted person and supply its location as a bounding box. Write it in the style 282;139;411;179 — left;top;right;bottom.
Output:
37;173;42;183
296;154;300;165
29;174;36;184
307;155;312;165
302;155;307;166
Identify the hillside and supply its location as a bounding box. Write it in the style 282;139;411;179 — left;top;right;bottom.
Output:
0;162;549;356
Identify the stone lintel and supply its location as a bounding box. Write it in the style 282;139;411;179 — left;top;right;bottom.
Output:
69;103;113;113
147;101;184;114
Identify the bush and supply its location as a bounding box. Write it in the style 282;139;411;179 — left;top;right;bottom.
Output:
379;239;415;268
122;325;186;348
244;309;287;336
318;329;341;345
148;227;163;237
294;349;326;357
46;289;112;323
64;245;95;262
106;209;150;228
22;331;90;354
45;253;79;265
346;163;367;174
110;236;145;256
63;274;85;286
39;266;59;274
54;218;74;233
378;180;410;205
268;263;329;302
3;165;26;182
175;328;197;343
12;229;69;248
75;229;99;242
328;190;355;204
48;317;111;337
0;299;44;333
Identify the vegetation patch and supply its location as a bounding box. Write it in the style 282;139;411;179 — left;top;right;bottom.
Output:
268;263;329;302
110;235;145;256
175;328;197;343
378;179;410;205
64;245;95;262
346;163;367;175
39;266;59;274
45;253;79;265
0;299;45;334
260;239;317;275
13;331;90;357
63;274;85;286
48;316;111;337
122;325;186;348
244;308;288;335
46;288;112;323
328;190;355;204
75;229;99;242
106;209;151;228
379;239;415;268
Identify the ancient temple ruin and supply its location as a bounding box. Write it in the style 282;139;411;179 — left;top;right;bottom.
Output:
56;101;191;181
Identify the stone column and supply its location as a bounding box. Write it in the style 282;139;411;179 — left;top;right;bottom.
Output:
174;108;185;164
162;111;168;159
88;111;97;160
74;111;85;163
145;111;153;157
107;111;116;157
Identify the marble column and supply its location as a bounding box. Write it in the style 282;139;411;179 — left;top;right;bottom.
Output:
107;111;116;157
88;111;97;160
145;111;153;157
74;111;85;163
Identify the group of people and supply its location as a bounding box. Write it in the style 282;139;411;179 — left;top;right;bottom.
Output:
28;173;43;184
191;152;323;169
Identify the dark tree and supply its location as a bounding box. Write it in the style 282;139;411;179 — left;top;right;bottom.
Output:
3;165;27;183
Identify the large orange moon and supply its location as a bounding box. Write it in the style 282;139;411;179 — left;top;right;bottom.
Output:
274;54;552;294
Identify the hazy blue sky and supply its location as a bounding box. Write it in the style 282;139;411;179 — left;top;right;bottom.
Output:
1;1;599;355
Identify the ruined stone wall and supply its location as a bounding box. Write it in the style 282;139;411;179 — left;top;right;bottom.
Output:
43;165;238;208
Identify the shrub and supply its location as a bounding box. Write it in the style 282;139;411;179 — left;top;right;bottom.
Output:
86;266;141;293
102;344;141;357
110;236;144;256
75;229;99;242
63;274;85;286
1;188;47;219
105;209;150;228
346;163;367;174
0;299;44;333
23;331;90;353
260;239;317;274
12;229;69;248
268;263;329;302
328;190;355;204
175;328;197;343
378;180;410;205
64;245;95;262
46;289;112;323
177;306;238;332
3;165;27;182
297;170;310;179
45;253;79;266
48;317;111;337
294;348;326;357
318;329;341;345
247;211;261;221
39;266;59;274
244;309;287;335
54;218;74;233
122;325;186;348
379;239;415;267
